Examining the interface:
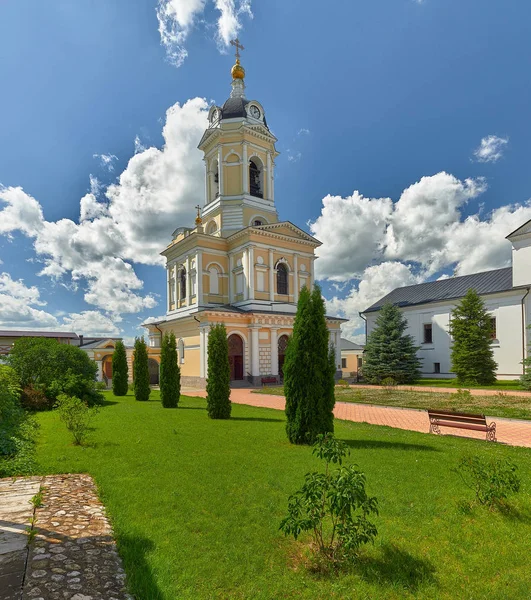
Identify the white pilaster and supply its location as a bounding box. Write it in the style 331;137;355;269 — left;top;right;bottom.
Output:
310;258;315;289
229;254;235;303
293;254;299;304
266;152;272;201
269;249;275;302
250;326;260;376
167;266;171;312
196;251;203;306
249;246;255;300
270;327;279;376
243;248;249;301
96;360;104;382
185;256;191;306
200;325;210;378
173;264;178;310
270;159;275;202
218;147;224;196
204;158;209;203
242;143;248;194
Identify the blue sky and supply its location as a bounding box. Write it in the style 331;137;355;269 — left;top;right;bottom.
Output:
1;0;530;342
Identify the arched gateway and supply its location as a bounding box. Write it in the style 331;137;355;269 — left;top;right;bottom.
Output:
228;334;244;381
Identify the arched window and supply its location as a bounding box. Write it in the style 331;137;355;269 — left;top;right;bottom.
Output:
277;263;288;295
211;159;219;201
180;268;187;300
253;219;263;226
249;159;263;198
209;266;219;295
206;221;217;236
178;339;185;364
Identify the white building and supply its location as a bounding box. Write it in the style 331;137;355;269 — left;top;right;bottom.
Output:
361;220;531;380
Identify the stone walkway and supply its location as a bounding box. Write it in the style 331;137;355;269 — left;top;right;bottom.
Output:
0;475;131;600
189;388;531;448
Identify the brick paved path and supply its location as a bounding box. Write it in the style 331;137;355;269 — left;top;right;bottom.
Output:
0;474;131;600
190;388;531;448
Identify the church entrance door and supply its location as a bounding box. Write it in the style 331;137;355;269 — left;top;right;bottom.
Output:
278;335;289;381
228;334;244;381
102;355;113;379
148;358;160;385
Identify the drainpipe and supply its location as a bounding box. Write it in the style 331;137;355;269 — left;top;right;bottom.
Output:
521;288;530;375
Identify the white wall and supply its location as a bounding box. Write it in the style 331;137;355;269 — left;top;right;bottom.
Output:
512;237;531;287
365;290;529;379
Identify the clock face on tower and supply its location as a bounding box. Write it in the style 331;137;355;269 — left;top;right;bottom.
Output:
249;105;261;119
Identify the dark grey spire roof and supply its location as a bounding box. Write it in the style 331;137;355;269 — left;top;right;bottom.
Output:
221;96;250;119
363;267;514;314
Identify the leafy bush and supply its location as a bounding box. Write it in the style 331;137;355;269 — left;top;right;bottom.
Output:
112;340;129;396
454;455;520;507
95;381;107;391
0;366;38;477
381;377;397;393
21;385;51;410
133;337;151;402
206;324;231;419
55;394;98;446
280;434;378;567
7;337;102;407
160;332;180;408
337;379;350;389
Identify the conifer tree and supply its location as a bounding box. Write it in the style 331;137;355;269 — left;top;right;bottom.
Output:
363;303;422;384
206;324;231;419
111;340;129;396
450;289;497;385
284;285;335;445
133;337;151;402
160;332;180;408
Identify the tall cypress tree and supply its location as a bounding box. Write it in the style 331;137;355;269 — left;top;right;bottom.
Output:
363;303;422;384
206;324;231;419
111;340;129;396
284;285;335;445
160;332;180;408
450;288;497;385
133;337;151;402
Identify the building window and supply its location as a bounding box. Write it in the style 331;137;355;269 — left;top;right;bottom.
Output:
357;357;363;369
249;160;263;198
209;266;219;295
423;323;433;344
180;268;186;300
434;362;441;374
277;263;288;295
490;317;497;340
341;358;347;369
253;219;263;226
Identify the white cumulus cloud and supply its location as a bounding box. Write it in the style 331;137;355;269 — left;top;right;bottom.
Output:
473;135;509;163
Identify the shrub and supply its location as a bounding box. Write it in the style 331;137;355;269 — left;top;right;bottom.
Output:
284;285;336;444
337;379;350;389
0;366;38;477
95;381;107;391
280;434;378;567
160;332;181;408
112;340;129;396
450;289;497;385
55;394;98;446
21;385;51;411
454;455;520;507
133;337;151;402
381;377;397;394
363;303;421;384
206;324;231;419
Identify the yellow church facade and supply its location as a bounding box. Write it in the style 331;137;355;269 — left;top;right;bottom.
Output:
143;47;344;387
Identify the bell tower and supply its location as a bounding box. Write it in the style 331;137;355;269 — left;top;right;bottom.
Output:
198;39;279;237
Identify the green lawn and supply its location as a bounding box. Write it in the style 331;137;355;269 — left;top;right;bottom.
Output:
33;391;531;599
258;386;531;420
404;378;524;391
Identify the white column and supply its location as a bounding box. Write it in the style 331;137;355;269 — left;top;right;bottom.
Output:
204;158;209;203
293;254;299;304
243;248;249;301
310;258;315;289
167;266;171;312
218;147;224;196
270;159;275;202
177;266;182;308
250;326;260;377
185;256;191;305
200;325;210;378
270;327;279;376
196;251;203;306
229;254;234;303
172;264;178;310
266;152;272;201
96;360;104;382
242;142;248;194
248;246;255;300
269;249;275;301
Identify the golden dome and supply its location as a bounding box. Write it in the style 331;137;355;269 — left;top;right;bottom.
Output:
231;59;245;80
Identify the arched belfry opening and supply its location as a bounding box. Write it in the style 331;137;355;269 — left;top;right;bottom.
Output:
180;267;187;300
228;334;244;381
249;159;263;198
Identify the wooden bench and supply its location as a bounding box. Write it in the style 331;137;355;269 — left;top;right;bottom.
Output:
261;377;278;386
428;409;497;442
